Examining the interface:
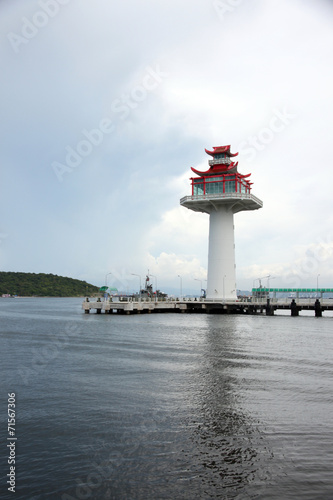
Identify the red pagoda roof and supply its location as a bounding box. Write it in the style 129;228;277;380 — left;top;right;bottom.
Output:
190;145;239;176
190;145;246;176
191;162;238;176
205;145;238;158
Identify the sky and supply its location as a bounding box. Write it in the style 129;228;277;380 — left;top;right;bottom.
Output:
1;0;333;295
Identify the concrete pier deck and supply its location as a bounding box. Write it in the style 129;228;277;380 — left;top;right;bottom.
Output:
82;298;333;316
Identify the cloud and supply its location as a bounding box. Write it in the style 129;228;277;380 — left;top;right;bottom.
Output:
1;0;333;293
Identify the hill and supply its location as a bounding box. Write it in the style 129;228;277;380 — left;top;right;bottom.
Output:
0;272;99;297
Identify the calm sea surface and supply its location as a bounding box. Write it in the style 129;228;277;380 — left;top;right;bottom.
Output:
0;297;332;499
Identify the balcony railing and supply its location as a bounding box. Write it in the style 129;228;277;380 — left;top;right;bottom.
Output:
208;158;231;166
180;192;263;207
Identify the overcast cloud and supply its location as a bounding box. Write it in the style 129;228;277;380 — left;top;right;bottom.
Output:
1;0;333;294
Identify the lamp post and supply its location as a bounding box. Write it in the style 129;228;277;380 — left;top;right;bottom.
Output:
253;275;269;288
253;275;269;301
317;273;320;298
131;273;141;302
178;275;182;300
223;275;226;302
253;277;262;289
104;273;112;302
252;278;260;301
194;278;202;298
266;275;275;297
149;273;157;303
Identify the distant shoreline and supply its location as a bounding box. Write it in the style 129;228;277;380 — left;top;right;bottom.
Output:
0;271;99;297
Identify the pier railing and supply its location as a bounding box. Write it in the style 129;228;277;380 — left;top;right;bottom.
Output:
251;298;333;306
86;297;333;307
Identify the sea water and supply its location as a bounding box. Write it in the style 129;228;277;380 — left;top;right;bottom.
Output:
0;297;332;499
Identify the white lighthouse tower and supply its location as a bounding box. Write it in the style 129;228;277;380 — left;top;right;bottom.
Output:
180;146;263;300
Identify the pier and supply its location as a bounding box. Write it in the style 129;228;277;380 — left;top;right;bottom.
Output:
82;296;333;316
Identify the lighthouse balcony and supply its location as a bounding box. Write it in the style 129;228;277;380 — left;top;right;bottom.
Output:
180;192;263;214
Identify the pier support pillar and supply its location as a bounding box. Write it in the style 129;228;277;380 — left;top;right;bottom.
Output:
314;299;322;317
290;299;299;317
266;299;274;316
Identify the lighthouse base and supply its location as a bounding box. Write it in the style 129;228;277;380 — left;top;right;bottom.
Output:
180;191;263;301
206;208;237;301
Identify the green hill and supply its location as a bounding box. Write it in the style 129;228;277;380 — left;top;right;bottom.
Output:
0;272;99;297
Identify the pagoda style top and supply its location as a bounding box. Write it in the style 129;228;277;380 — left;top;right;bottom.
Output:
191;145;239;176
204;145;238;157
180;144;263;215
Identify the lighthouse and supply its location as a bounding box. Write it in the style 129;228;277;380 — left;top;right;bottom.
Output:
180;146;263;300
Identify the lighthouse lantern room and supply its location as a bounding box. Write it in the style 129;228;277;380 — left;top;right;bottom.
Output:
180;146;263;300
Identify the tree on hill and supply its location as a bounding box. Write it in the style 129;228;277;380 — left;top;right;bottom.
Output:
0;272;99;297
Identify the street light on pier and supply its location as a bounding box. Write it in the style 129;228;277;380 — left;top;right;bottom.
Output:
253;275;269;288
252;275;270;301
317;274;320;298
267;275;276;296
105;272;112;286
194;278;202;298
178;275;182;300
252;277;262;289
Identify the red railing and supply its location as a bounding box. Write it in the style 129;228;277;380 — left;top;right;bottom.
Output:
190;172;251;196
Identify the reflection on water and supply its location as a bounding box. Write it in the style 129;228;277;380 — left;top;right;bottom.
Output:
183;318;275;497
